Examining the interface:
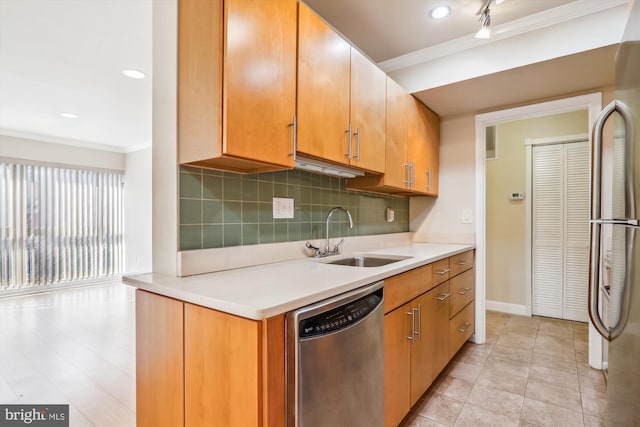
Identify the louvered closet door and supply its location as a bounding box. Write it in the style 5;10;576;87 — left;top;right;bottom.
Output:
532;141;590;322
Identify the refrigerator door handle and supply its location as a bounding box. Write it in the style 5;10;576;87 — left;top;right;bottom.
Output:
590;219;640;226
589;221;610;340
610;228;635;340
589;99;636;341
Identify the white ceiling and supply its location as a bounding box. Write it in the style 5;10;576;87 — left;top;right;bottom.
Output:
0;0;151;152
302;0;577;63
0;0;631;151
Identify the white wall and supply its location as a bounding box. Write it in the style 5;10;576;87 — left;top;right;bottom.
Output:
124;147;152;274
411;114;476;244
151;0;178;276
0;134;125;171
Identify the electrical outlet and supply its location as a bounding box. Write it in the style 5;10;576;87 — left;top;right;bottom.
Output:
386;208;395;223
273;197;294;219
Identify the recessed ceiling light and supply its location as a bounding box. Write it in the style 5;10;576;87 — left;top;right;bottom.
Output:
122;69;146;79
430;5;451;20
60;112;79;119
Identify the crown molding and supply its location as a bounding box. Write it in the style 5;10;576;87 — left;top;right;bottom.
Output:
0;128;140;154
379;0;628;73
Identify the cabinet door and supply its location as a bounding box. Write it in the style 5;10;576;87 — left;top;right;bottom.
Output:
224;0;297;168
350;48;386;173
410;281;450;405
409;99;440;195
385;77;409;189
185;304;262;427
450;268;475;318
430;282;451;379
409;291;432;406
297;3;351;165
385;302;413;427
136;291;184;427
450;301;475;358
424;105;440;195
408;98;428;193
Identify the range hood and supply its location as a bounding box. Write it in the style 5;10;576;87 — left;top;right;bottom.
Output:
294;155;365;178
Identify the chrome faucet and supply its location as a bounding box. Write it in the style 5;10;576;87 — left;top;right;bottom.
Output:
305;206;354;257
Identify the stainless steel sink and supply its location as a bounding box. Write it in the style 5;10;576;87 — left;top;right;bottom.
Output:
325;255;412;267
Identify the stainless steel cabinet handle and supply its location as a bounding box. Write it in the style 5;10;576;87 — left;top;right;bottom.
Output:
354;127;361;161
436;293;450;301
458;287;472;295
345;123;353;159
457;260;467;265
458;322;471;333
404;163;410;186
407;311;415;343
288;116;297;159
411;162;415;186
436;268;450;275
589;99;635;341
426;168;432;191
414;304;421;340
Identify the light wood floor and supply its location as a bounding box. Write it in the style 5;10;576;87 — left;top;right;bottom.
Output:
0;282;136;427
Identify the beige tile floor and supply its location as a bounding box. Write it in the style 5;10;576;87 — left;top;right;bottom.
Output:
400;311;607;427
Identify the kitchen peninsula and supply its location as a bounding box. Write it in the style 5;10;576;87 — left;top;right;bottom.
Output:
125;241;475;427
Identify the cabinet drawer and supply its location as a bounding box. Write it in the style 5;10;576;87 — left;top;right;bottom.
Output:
449;269;475;318
449;301;474;358
384;264;432;313
431;258;450;286
450;250;474;277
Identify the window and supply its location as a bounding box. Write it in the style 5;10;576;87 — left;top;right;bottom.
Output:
0;162;124;291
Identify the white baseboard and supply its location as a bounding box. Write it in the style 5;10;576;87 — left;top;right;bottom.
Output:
486;300;529;316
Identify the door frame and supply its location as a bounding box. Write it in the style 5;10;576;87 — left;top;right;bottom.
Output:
475;92;603;368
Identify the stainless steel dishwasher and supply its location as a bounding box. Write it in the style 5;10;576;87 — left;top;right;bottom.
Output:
286;281;384;427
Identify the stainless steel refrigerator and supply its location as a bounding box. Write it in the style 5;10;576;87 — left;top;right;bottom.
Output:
589;1;640;425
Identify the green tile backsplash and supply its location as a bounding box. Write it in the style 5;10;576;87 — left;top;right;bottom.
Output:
179;166;409;250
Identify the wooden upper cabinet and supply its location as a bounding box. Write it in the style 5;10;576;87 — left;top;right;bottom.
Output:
297;3;351;165
350;48;386;173
410;99;440;196
297;4;386;173
178;0;297;173
347;77;440;196
383;77;410;189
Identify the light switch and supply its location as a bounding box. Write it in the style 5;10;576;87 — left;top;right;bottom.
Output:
462;208;473;224
273;197;294;219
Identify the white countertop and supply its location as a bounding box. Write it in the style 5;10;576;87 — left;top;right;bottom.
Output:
123;243;474;320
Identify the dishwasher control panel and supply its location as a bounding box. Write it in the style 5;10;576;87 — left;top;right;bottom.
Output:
299;288;383;338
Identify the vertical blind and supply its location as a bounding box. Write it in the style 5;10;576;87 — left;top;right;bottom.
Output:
0;162;124;290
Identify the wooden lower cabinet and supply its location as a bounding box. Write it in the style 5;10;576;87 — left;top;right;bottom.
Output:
136;290;184;427
429;282;452;381
384;302;412;427
384;250;475;426
385;281;451;427
135;290;285;427
450;301;475;358
184;303;261;426
410;281;450;405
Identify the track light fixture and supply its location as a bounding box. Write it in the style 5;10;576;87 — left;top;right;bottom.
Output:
476;0;493;39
